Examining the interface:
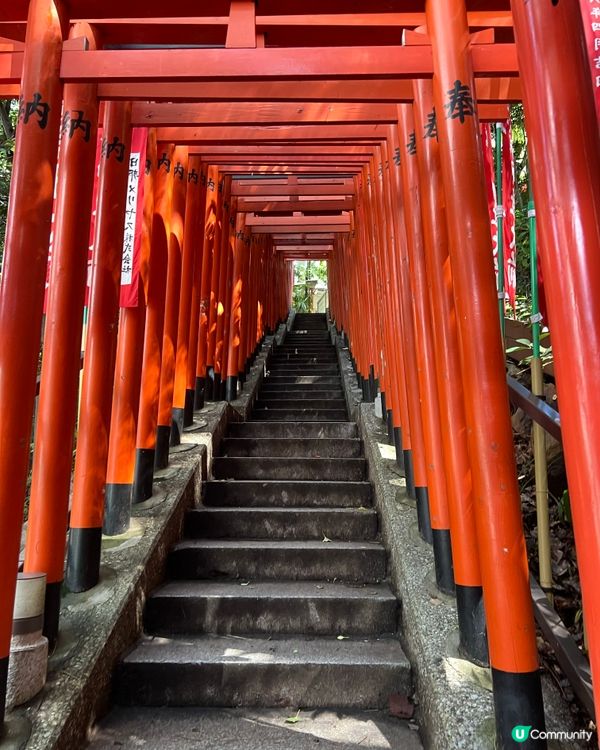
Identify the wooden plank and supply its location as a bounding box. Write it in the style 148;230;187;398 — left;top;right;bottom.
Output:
237;198;354;212
189;146;375;155
246;214;349;227
59;44;518;82
273;244;333;252
206;155;370;163
233;183;354;196
0;49;23;83
68;12;513;28
155;124;388;143
96;77;522;103
133;101;510;127
225;1;256;48
131;102;401;126
217;165;360;174
273;234;336;243
0;84;19;98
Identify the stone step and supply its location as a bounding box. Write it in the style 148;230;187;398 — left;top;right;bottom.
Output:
274;349;336;355
269;361;339;368
252;408;347;421
144;581;398;637
203;480;372;508
184;506;377;540
114;635;410;709
270;360;338;366
212;457;366;481
258;390;344;400
167;539;386;582
255;399;346;411
285;332;330;337
282;340;331;346
263;375;342;386
273;342;336;355
271;354;338;361
258;394;345;401
260;383;343;393
87;707;423;750
267;365;340;374
220;437;362;458
281;345;331;350
226;421;358;439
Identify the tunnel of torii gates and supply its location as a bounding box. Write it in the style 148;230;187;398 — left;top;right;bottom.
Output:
0;0;599;746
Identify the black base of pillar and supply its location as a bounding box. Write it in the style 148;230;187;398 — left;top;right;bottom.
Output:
184;388;195;427
0;654;7;728
432;528;455;595
43;580;62;651
381;391;387;421
154;425;171;471
194;376;206;410
226;375;238;403
213;373;222;401
456;584;489;667
65;526;102;593
171;407;184;446
403;449;415;498
359;375;365;400
491;668;546;748
239;371;246;386
368;365;376;401
415;485;433;544
103;483;133;536
205;367;215;401
393;426;404;468
132;447;155;504
387;411;395;445
356;371;362;390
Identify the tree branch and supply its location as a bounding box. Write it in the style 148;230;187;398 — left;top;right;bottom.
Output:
0;101;14;142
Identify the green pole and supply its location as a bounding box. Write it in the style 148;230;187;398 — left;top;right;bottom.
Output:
528;195;552;601
529;199;540;357
495;122;505;338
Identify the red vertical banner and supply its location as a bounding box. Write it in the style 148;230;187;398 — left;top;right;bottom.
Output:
502;122;517;311
480;123;499;280
579;0;600;120
82;127;147;307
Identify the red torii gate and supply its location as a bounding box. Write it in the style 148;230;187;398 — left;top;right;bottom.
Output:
0;2;598;748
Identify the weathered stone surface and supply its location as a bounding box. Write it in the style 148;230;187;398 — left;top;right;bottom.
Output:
168;539;387;582
145;580;398;636
115;635;411;709
184;506;377;540
88;707;423;750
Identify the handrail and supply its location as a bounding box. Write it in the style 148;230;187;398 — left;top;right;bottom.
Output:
507;375;593;718
507;374;561;442
531;576;595;719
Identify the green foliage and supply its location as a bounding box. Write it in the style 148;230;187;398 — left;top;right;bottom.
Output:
506;334;554;368
509;103;532;303
0;100;17;264
558;489;572;525
292;260;328;312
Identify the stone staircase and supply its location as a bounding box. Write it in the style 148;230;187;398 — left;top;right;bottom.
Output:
114;313;411;711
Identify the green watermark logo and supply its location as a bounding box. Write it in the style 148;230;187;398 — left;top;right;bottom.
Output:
511;725;593;744
511;726;531;743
